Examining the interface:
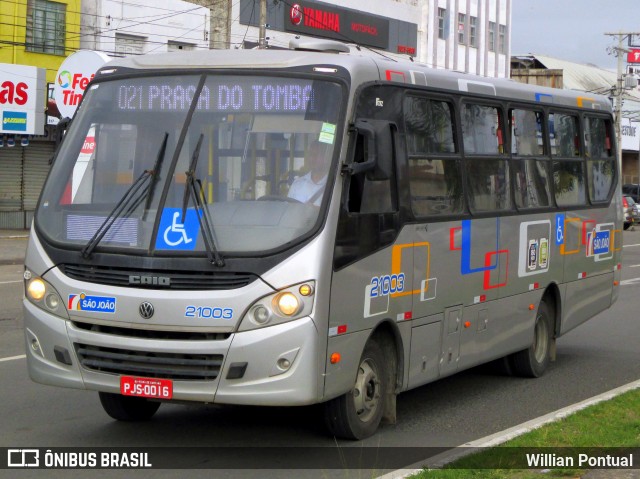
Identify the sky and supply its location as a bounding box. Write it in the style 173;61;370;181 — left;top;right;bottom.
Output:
510;0;640;72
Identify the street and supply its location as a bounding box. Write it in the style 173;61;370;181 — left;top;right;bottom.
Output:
1;230;640;477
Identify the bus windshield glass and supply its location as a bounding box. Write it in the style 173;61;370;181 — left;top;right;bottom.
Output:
36;73;343;255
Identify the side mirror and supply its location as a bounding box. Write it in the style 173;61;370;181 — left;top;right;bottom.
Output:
342;119;394;180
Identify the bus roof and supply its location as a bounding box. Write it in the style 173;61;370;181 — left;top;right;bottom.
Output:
99;45;612;112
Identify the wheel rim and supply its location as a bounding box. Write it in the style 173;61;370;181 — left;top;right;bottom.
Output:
533;314;549;364
352;358;381;423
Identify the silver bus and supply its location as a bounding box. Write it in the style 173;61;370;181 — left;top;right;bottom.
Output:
24;41;621;439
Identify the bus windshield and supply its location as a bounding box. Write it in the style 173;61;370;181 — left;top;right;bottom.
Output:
36;73;343;255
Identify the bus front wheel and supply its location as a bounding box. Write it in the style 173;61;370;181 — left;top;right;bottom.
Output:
324;339;388;440
510;300;553;378
99;392;161;421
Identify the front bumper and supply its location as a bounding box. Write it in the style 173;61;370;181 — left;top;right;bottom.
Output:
24;300;320;406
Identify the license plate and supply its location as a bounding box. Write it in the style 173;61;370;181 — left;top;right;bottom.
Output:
120;376;173;399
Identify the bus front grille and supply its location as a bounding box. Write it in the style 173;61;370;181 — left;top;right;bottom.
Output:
75;344;223;380
61;264;257;290
73;321;231;341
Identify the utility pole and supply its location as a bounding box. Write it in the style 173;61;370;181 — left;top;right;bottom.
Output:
258;0;267;49
187;0;230;49
211;0;231;49
605;31;640;174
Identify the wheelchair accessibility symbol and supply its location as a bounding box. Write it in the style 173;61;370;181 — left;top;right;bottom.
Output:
164;211;193;246
155;208;200;250
555;214;565;246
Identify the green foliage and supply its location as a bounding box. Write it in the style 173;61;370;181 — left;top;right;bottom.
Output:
411;389;640;479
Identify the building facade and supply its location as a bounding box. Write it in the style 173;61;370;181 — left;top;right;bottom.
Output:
80;0;210;56
193;0;511;77
0;0;81;228
424;0;511;77
1;0;512;228
0;0;82;84
0;0;210;228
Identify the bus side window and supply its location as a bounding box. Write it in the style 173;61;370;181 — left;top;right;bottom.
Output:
403;96;462;217
510;109;551;209
550;112;586;206
462;103;505;155
585;116;615;203
510;109;544;156
462;102;510;212
466;158;511;212
549;112;580;158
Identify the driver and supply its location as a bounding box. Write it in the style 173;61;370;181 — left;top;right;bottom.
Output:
287;140;330;206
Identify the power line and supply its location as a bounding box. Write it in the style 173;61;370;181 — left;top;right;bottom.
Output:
0;0;224;22
0;0;218;47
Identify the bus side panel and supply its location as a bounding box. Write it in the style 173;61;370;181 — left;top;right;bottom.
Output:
558;207;617;335
407;315;442;389
323;330;370;401
560;273;613;335
326;227;415;397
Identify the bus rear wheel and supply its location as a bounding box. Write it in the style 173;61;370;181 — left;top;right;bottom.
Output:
99;392;161;421
510;300;553;378
324;340;387;440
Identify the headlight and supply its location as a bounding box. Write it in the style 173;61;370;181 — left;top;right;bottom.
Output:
27;278;46;301
273;292;301;316
24;270;69;319
239;281;315;331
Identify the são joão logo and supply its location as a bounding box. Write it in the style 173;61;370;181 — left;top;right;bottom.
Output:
57;70;72;89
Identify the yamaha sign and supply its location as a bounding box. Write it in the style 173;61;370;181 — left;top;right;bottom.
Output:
284;0;390;49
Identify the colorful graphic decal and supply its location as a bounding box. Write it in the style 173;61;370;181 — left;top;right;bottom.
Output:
363;241;437;319
535;93;554;104
449;219;508;290
68;293;116;313
528;239;539;271
518;220;551;277
539;238;549;268
558;216;619;260
586;223;614;261
383;69;428;87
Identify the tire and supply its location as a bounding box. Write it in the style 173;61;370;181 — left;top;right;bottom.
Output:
624;222;631;230
99;392;161;421
324;340;388;440
510;300;553;378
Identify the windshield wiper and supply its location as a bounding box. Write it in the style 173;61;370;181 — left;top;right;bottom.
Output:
181;134;225;267
81;133;169;258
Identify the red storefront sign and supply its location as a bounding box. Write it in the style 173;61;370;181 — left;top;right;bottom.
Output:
627;48;640;63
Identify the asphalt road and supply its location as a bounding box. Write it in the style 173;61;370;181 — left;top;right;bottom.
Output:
1;231;640;477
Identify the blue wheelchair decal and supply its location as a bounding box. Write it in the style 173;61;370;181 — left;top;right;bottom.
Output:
155;208;200;251
555;214;565;246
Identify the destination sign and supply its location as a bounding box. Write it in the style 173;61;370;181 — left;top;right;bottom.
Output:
113;77;319;114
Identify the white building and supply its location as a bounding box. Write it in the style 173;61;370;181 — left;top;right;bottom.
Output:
220;0;510;78
80;0;510;78
423;0;511;77
80;0;210;56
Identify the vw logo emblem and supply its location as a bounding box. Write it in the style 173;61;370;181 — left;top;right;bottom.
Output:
290;4;303;25
139;302;155;319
